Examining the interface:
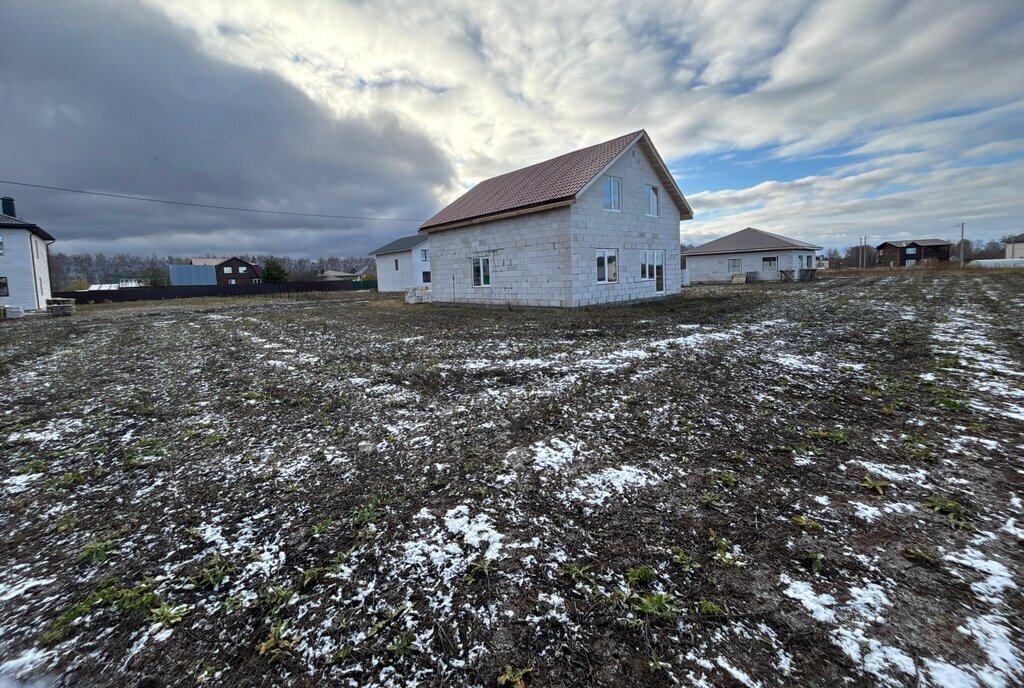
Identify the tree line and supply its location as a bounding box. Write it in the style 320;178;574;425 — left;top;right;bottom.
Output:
48;253;375;290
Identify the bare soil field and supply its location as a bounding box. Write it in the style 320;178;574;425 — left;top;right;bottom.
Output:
0;273;1021;687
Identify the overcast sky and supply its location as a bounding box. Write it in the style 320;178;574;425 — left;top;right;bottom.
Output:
2;0;1023;257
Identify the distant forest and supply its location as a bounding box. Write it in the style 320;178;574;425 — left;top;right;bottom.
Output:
48;253;375;290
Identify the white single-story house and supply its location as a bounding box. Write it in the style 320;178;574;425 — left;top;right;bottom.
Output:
682;228;821;283
418;130;692;307
369;235;431;292
0;197;54;312
1005;233;1024;259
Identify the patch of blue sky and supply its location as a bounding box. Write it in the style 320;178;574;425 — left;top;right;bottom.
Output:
670;144;862;192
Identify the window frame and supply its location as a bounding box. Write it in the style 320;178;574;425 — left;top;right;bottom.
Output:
727;257;743;274
223;266;233;274
421;249;429;261
761;256;779;272
239;266;248;274
905;247;918;256
394;258;399;271
602;176;622;212
0;234;5;256
422;271;431;284
0;276;8;297
645;185;659;217
472;257;491;287
596;249;618;284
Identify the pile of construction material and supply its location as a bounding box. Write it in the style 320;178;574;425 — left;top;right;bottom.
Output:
46;298;76;317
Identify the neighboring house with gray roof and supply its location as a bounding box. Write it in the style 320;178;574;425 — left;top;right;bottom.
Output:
369;234;430;292
0;197;55;311
1005;233;1024;259
419;130;692;307
682;227;821;283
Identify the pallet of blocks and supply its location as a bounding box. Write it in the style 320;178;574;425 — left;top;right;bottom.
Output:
46;297;76;317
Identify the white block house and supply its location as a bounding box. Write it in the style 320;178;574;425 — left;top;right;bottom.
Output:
683;228;821;283
370;234;430;292
419;130;693;307
0;197;54;311
1006;233;1024;259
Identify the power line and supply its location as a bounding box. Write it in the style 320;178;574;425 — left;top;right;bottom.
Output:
0;179;425;222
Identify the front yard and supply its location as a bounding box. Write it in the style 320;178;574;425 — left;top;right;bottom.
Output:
0;273;1021;687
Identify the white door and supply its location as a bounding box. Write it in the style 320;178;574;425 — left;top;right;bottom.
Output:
905;259;917;268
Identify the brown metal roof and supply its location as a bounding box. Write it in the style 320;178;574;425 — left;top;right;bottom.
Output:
420;130;691;232
682;227;821;256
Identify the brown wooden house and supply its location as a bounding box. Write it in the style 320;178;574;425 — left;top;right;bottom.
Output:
189;257;262;285
875;239;952;267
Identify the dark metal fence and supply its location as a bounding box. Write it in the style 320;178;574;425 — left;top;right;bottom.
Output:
54;280;378;304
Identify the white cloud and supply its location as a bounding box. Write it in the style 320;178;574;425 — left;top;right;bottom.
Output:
8;0;1024;254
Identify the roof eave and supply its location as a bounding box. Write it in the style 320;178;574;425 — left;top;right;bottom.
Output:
419;197;575;233
683;244;822;256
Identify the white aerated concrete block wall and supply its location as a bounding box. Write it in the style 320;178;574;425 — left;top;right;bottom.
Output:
686;249;817;283
427;207;574;307
569;144;682;306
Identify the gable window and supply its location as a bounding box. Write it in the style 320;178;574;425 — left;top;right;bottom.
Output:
602;176;621;211
394;259;399;270
223;266;233;274
596;249;618;283
472;257;490;287
905;247;917;255
727;258;743;274
239;266;247;274
422;271;431;283
645;185;659;216
421;249;429;261
762;256;778;272
0;276;7;297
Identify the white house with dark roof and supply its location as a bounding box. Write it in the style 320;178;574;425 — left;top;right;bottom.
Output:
1005;233;1024;259
0;197;54;311
419;130;692;307
369;234;430;292
683;227;821;283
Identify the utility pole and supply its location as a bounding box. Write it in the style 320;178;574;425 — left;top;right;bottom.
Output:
959;222;965;267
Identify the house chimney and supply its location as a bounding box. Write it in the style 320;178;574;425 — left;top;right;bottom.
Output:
1;197;15;218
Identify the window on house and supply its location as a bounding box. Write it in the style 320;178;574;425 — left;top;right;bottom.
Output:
905;247;917;255
639;250;666;291
223;266;233;274
0;276;8;297
421;249;429;261
645;185;659;216
253;278;262;284
394;258;399;270
596;249;618;283
472;257;490;287
239;266;247;273
228;278;236;285
602;176;621;211
0;234;5;256
422;271;431;283
727;258;743;273
762;256;778;272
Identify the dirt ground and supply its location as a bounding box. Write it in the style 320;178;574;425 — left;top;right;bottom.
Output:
0;273;1021;687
